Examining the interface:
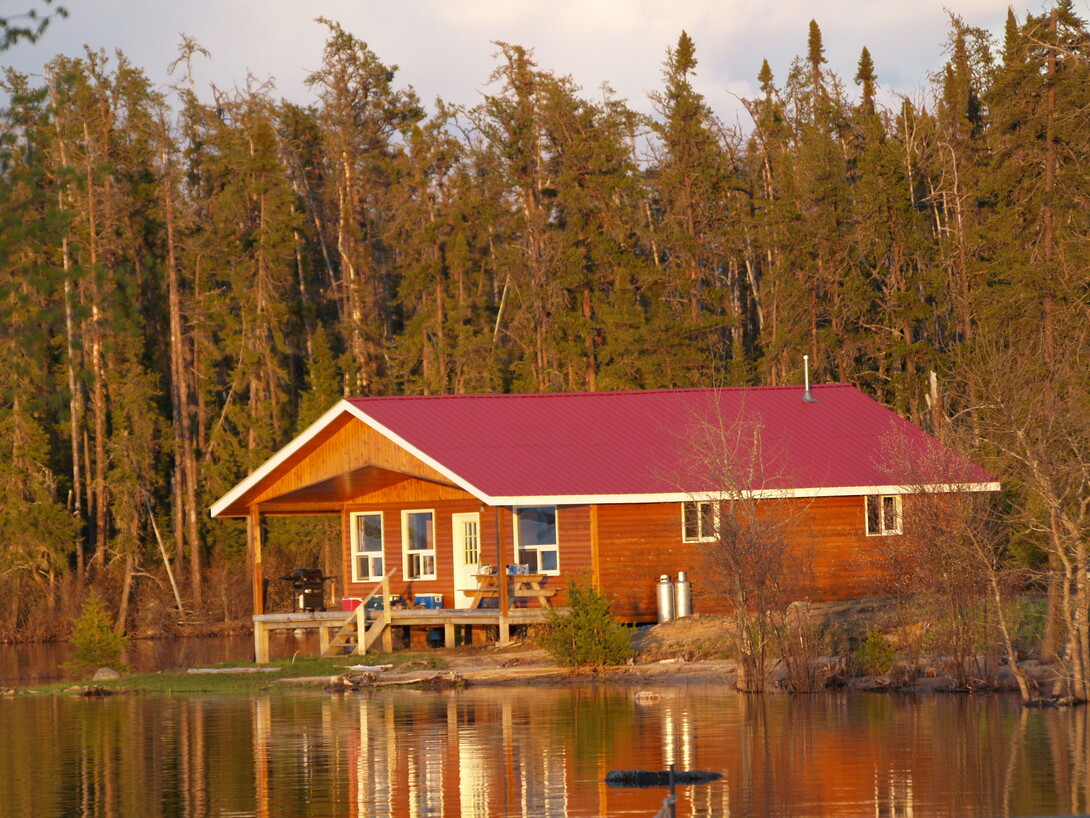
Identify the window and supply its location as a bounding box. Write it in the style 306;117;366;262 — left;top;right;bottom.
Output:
350;512;384;582
460;518;480;566
682;500;718;542
516;506;559;574
402;510;436;579
865;495;902;536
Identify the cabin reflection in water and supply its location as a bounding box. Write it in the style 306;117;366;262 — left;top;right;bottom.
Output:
341;694;572;817
246;688;733;817
6;686;1090;816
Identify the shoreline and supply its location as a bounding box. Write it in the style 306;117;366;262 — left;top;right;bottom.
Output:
5;642;1069;702
2;604;1072;702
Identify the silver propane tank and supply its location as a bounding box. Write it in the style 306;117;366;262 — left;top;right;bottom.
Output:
674;571;693;618
656;574;675;623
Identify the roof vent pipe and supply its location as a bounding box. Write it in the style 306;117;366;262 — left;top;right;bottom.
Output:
803;355;817;402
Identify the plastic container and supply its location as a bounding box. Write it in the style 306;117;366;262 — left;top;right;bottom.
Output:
341;597;362;612
415;593;444;609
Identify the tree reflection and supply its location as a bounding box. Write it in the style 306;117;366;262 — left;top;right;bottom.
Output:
2;688;1088;816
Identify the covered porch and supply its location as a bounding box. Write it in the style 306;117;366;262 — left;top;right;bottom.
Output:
210;402;577;661
251;607;555;663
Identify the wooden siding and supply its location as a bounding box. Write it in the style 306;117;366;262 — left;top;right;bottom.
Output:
228;418;457;514
240;435;898;620
341;497;483;604
338;501;594;608
322;491;892;619
596;496;892;621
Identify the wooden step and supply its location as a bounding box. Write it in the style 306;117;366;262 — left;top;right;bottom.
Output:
319;569;397;658
320;613;360;659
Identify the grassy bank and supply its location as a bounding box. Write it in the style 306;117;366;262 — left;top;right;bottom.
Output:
18;652;447;695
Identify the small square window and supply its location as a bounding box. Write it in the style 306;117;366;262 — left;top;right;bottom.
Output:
682;501;718;542
865;495;902;536
515;506;559;575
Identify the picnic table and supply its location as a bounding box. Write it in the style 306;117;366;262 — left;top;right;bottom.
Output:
462;572;558;609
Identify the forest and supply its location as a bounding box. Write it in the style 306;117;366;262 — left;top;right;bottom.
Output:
0;5;1086;687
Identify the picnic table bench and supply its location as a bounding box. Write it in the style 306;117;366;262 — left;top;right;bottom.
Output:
461;573;558;609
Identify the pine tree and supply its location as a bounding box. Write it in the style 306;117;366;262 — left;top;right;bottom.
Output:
0;76;76;598
305;19;423;394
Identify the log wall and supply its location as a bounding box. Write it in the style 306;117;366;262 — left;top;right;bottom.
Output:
594;495;894;621
338;492;593;608
333;491;893;621
251;416;454;508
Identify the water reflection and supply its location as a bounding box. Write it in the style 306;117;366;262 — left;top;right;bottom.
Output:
1;687;1088;817
0;634;261;684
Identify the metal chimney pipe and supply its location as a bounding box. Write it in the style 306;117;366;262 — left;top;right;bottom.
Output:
803;355;816;402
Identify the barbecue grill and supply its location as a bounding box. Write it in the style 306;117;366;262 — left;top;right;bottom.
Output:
280;568;334;612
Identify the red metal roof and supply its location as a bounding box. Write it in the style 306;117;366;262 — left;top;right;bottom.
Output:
346;384;995;501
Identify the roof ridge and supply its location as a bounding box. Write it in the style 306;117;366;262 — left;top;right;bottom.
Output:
347;383;853;401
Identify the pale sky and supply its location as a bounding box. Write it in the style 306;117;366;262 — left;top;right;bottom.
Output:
1;1;1037;124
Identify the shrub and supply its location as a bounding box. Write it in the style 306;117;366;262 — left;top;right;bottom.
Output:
854;628;896;675
539;576;632;668
62;591;130;678
1003;598;1045;654
775;604;825;693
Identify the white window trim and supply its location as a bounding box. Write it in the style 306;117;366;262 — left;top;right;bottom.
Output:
681;500;719;543
513;506;560;576
402;509;437;580
350;511;385;582
865;494;903;536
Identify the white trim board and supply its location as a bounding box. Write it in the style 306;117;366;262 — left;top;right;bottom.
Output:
342;403;492;502
209;401;355;518
482;482;1001;506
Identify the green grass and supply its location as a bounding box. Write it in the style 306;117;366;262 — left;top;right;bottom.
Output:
23;652;446;695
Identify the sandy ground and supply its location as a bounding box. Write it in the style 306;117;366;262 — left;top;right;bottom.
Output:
355;609;1062;696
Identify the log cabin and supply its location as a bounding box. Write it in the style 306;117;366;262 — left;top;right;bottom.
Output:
210;383;998;640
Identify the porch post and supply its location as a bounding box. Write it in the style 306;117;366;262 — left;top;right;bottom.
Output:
381;571;393;653
497;505;510;646
248;505;264;616
496;506;509;617
590;504;601;587
254;619;270;664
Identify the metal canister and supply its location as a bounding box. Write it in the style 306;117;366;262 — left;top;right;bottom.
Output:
674;571;693;618
656;575;675;623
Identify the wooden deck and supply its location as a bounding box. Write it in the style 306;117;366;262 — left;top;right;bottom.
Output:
252;606;558;663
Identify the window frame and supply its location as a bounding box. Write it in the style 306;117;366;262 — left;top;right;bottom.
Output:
681;500;719;543
513;506;560;576
401;509;437;580
864;494;903;536
349;511;385;582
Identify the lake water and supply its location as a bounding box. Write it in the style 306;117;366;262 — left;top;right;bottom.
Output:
0;682;1087;817
0;633;307;685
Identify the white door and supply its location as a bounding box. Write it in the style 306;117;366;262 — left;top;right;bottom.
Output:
452;512;482;608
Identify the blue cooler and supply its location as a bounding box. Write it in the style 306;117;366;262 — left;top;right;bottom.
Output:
415;593;443;609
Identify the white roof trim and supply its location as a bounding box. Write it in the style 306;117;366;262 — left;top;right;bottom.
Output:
340;403;492;502
483;482;1001;506
211;401;359;517
210;399;496;517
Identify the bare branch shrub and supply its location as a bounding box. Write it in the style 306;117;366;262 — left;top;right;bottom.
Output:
956;340;1090;701
673;397;816;692
876;429;1034;699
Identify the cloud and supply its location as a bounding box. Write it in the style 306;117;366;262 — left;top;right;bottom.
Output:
3;0;1012;124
